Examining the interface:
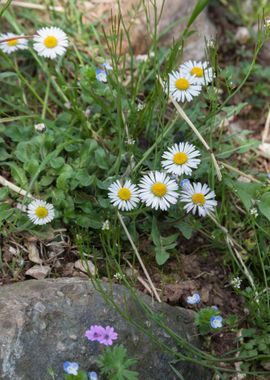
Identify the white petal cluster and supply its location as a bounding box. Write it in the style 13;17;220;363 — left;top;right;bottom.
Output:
180;182;217;217
33;27;68;59
161;142;201;176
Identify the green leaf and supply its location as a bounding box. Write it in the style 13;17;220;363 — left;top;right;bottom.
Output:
232;182;261;211
5;162;28;188
186;0;209;28
56;165;74;190
258;192;270;221
175;222;193;239
151;217;178;265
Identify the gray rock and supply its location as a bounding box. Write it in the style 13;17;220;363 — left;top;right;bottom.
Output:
0;278;210;380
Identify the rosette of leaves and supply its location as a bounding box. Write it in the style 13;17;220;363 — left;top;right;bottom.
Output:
97;344;139;380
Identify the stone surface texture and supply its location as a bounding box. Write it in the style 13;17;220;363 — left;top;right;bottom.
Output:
77;0;216;59
0;278;210;380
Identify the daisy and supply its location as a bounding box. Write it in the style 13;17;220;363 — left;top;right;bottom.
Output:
180;60;214;85
168;69;201;102
27;199;55;225
138;171;179;211
108;180;140;211
210;315;223;329
33;27;68;59
0;33;28;54
180;182;217;217
161;142;201;176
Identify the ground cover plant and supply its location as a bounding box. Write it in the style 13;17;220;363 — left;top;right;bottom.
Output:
1;0;270;378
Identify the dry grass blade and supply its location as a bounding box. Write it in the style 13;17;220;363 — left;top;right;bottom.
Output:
158;76;222;181
0;175;35;199
0;0;64;11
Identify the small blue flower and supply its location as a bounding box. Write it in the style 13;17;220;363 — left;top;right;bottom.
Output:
101;62;113;71
210;315;223;329
88;371;98;380
211;305;219;311
63;361;79;375
180;179;190;188
186;293;200;305
96;69;107;83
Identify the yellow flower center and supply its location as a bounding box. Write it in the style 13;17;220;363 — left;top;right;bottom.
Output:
192;193;205;205
151;182;167;197
7;39;18;46
118;187;131;201
44;36;58;49
35;206;49;219
191;67;203;77
175;78;189;91
173;152;188;165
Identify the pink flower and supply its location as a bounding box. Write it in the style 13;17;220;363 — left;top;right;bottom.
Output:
85;325;105;342
99;326;118;346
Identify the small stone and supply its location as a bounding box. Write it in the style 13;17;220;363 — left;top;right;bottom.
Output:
25;265;51;280
69;334;77;341
235;27;250;44
74;259;96;276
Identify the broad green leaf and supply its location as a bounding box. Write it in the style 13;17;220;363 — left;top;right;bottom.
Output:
258;192;270;221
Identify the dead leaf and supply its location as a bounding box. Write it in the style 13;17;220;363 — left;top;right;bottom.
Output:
74;259;96;275
25;265;51;280
26;242;42;264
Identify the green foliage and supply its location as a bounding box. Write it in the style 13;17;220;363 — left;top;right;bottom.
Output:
97;345;139;380
195;308;222;335
151;217;178;265
239;327;270;372
64;371;88;380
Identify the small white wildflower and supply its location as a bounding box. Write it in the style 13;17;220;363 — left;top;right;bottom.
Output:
102;220;110;231
137;103;145;111
126;138;135;145
64;101;71;109
84;107;91;118
34;123;46;133
250;207;258;218
231;276;242;289
114;272;126;281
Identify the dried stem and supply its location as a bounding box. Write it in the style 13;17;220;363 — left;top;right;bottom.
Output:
117;211;161;302
0;0;64;12
0;35;33;44
219;161;262;184
208;213;257;294
0;175;35;199
262;106;270;143
159;77;222;181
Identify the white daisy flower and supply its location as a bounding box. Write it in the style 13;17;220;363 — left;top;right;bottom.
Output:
138;171;179;211
180;182;217;217
0;33;28;54
108;180;140;211
168;69;201;102
161;142;201;176
33;27;68;59
27;199;55;225
180;60;214;85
